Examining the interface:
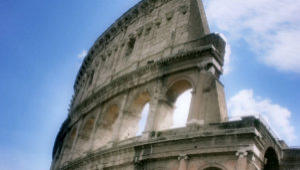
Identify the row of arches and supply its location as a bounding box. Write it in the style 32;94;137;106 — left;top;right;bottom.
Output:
62;78;194;161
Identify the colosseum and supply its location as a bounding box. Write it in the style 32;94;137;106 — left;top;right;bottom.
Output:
51;0;300;169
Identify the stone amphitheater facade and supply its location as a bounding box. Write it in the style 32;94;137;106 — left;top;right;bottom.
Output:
51;0;300;169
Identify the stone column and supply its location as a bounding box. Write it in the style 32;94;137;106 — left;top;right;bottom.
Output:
187;68;228;125
143;95;159;135
236;150;248;170
143;80;170;135
178;154;189;170
247;153;260;170
89;107;102;150
187;70;206;125
70;120;83;160
153;96;174;131
111;92;129;143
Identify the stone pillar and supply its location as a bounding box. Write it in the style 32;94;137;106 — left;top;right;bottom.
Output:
144;80;172;135
89;107;102;150
70;120;83;160
178;154;189;170
187;70;207;125
153;96;174;131
187;68;227;125
111;92;129;143
187;80;204;126
143;96;158;136
247;153;260;170
236;150;248;170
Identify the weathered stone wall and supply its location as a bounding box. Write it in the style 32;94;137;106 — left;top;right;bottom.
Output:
281;148;300;169
53;117;289;170
51;0;227;168
51;0;300;169
71;0;212;109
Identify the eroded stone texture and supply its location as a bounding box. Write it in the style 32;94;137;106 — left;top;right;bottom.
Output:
51;0;300;170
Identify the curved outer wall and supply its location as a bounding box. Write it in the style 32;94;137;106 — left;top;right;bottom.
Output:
48;0;294;170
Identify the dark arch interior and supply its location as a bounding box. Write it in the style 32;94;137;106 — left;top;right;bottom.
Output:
264;147;279;170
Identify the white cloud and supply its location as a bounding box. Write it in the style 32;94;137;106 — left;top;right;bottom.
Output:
223;40;231;75
264;30;300;72
206;0;300;73
77;50;87;59
228;89;296;143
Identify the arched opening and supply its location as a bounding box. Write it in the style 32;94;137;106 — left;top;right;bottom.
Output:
156;79;192;130
204;167;222;170
172;89;192;128
137;103;150;136
166;80;192;104
263;147;279;170
93;104;119;149
119;92;151;140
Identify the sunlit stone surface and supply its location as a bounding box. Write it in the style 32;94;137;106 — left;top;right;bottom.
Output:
51;0;300;169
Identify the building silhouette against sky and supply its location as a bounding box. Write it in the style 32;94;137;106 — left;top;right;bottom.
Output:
51;0;300;169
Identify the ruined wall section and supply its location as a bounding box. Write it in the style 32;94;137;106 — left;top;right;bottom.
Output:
51;0;228;168
71;0;210;110
50;0;300;169
56;117;288;170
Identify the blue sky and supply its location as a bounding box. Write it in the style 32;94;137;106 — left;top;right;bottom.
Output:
0;0;299;170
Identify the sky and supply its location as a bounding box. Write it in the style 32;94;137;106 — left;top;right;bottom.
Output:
0;0;299;170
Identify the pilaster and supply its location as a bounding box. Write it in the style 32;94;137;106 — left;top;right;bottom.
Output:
144;79;164;133
89;107;102;150
70;120;83;160
111;92;130;143
178;154;189;170
187;67;227;125
236;150;249;170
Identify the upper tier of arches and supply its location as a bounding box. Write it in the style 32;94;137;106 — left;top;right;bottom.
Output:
56;63;228;163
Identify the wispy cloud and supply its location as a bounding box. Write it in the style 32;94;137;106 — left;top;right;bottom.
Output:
77;50;87;59
206;0;300;73
228;89;296;143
